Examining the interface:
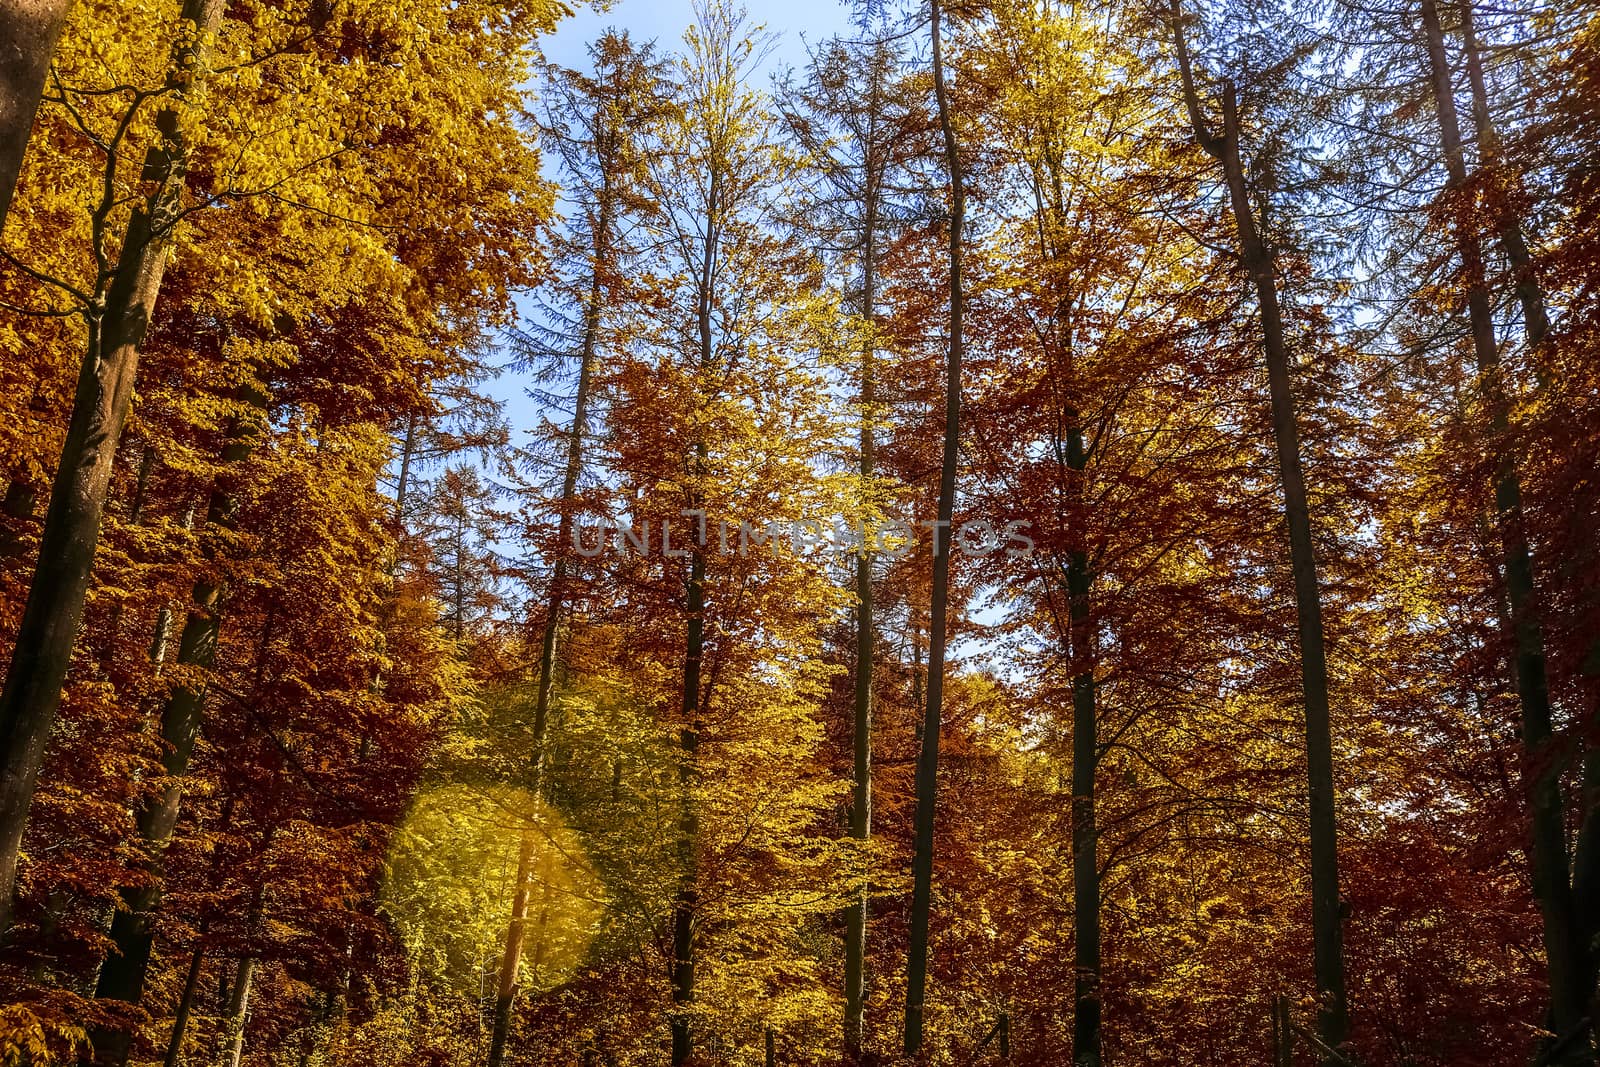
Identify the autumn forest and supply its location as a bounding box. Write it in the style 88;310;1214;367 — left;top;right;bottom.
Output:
0;0;1597;1062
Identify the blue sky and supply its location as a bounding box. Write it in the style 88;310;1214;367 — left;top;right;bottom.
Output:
488;0;864;440
542;0;860;80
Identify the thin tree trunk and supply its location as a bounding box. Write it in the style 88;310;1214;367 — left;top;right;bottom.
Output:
0;0;71;234
1421;2;1590;1056
148;497;197;676
162;940;206;1067
844;90;880;1064
904;0;963;1053
669;152;721;1067
1272;996;1293;1067
1576;699;1600;986
0;0;224;936
487;819;535;1066
1066;434;1099;1067
215;828;272;1067
485;171;613;1067
1041;151;1101;1067
1170;3;1350;1055
161;792;234;1067
394;412;418;531
671;538;705;1067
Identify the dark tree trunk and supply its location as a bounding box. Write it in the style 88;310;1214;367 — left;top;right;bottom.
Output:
1170;3;1351;1056
845;91;880;1063
1421;2;1590;1056
671;540;705;1067
161;940;205;1067
1067;452;1099;1066
904;0;963;1054
486;176;611;1067
159;789;235;1067
0;0;224;935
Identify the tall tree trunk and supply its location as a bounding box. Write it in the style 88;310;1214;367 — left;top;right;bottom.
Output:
485;178;612;1067
0;0;71;234
394;412;418;532
0;0;224;935
669;151;722;1067
1577;701;1600;993
487;827;536;1067
1457;0;1600;998
1170;3;1351;1055
148;497;198;676
904;0;963;1054
1421;2;1591;1056
844;102;879;1065
217;828;270;1067
671;539;705;1066
1066;424;1099;1067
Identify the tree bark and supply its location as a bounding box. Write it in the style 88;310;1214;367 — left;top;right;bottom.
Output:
217;953;256;1067
1421;2;1591;1057
487;825;536;1067
1067;452;1099;1067
485;150;613;1067
0;0;224;936
844;73;881;1063
664;128;727;1063
904;0;963;1054
1170;2;1351;1056
0;0;71;234
1458;0;1600;1008
1576;706;1600;994
670;537;705;1066
161;940;205;1067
